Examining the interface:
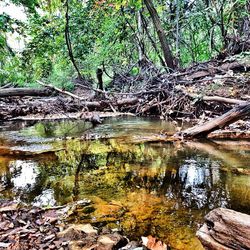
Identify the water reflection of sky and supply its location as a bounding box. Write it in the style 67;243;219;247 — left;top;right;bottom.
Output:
10;160;38;189
162;156;229;210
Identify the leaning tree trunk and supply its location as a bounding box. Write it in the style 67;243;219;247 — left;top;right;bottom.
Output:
175;102;250;139
141;13;166;68
144;0;175;70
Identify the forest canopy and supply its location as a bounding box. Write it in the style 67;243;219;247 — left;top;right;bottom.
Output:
0;0;249;88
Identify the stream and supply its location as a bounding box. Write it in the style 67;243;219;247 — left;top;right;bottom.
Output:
0;117;250;250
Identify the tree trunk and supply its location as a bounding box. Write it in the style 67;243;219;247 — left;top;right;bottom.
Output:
137;10;144;62
197;207;250;250
144;0;175;70
141;13;166;68
65;0;83;80
175;102;250;139
0;88;52;97
96;68;104;90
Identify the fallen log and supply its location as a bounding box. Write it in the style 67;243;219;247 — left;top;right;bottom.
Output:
79;98;139;110
202;96;246;105
0;88;52;97
175;102;250;139
197;207;250;250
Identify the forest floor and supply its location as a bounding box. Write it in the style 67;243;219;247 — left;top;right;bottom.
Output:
0;200;167;250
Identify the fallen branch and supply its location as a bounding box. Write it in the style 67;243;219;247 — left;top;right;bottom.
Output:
202;96;246;105
0;83;13;89
175;86;247;105
37;80;86;100
175;102;250;139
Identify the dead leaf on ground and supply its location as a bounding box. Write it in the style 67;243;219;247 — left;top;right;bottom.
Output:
142;235;168;250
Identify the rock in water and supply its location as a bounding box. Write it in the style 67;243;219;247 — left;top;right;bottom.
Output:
89;114;102;126
97;233;128;250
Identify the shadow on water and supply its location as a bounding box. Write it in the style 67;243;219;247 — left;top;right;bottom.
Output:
0;117;250;249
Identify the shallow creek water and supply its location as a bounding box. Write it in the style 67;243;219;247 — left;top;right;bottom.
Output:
0;117;250;250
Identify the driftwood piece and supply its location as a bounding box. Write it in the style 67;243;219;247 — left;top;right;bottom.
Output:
0;88;52;97
197;207;250;250
175;102;250;138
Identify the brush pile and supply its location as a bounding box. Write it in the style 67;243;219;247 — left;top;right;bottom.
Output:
0;54;249;122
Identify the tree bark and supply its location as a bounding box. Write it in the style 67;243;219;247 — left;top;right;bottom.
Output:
0;88;52;97
144;0;175;70
175;102;250;139
197;207;250;250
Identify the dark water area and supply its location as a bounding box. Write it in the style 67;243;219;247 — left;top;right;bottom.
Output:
0;117;250;249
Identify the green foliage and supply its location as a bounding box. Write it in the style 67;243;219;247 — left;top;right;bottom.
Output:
47;62;75;90
21;14;65;79
0;0;248;86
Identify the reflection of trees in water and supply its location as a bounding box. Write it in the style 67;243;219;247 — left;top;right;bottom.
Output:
122;151;230;210
3;138;249;212
40;141;230;209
